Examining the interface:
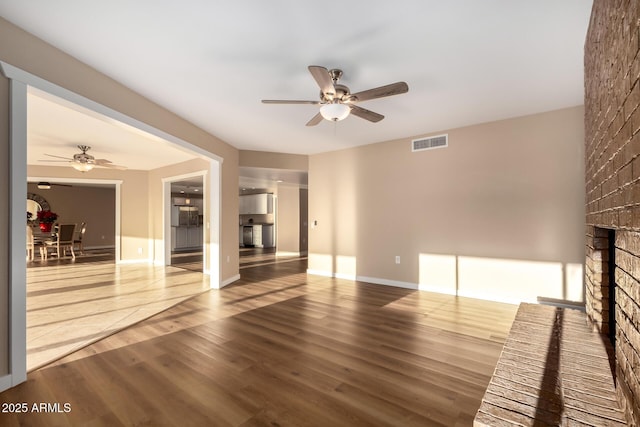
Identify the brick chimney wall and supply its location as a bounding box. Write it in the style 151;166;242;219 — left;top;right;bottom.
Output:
585;1;640;424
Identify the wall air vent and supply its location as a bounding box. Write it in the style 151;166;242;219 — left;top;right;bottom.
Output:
411;134;448;152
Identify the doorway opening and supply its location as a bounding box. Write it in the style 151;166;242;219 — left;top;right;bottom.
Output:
169;175;204;273
4;61;223;388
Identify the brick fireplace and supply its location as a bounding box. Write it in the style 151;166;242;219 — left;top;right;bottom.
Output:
585;1;640;424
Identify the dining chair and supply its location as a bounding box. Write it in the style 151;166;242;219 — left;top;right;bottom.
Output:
26;225;46;261
74;222;86;254
43;223;76;259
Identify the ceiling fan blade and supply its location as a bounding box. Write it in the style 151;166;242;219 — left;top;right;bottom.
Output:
95;159;127;170
350;105;384;123
95;163;127;170
350;81;409;102
43;153;72;160
305;112;324;127
262;100;320;104
308;65;335;97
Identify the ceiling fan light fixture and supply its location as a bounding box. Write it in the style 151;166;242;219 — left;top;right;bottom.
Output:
320;103;350;122
72;162;94;172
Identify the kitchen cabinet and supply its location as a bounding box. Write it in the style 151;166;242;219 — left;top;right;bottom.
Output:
239;193;273;214
253;225;263;247
173;226;202;249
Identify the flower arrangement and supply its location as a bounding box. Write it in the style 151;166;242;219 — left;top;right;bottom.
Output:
37;210;58;223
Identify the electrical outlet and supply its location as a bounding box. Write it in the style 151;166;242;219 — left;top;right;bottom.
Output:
395;256;400;264
137;247;143;254
226;255;230;263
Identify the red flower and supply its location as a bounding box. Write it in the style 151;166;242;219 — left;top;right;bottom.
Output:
37;210;58;223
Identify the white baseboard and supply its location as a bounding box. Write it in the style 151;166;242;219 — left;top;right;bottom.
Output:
306;269;355;280
220;274;240;288
306;269;521;305
0;374;14;393
355;275;418;290
276;251;308;257
116;258;152;265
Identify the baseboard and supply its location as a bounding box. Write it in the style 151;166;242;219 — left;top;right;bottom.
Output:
355;275;418;290
276;251;308;257
306;269;522;305
84;245;116;250
221;274;240;288
116;258;153;265
306;269;355;280
0;374;14;393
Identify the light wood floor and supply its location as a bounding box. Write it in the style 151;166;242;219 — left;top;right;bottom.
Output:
4;256;518;426
26;256;211;371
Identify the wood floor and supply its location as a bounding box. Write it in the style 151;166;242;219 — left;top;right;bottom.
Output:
26;250;211;370
3;255;518;426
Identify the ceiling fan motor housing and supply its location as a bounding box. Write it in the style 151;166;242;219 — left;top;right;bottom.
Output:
73;152;95;164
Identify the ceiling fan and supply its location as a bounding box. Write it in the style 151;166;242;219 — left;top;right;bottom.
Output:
262;65;409;126
36;182;72;189
40;145;127;172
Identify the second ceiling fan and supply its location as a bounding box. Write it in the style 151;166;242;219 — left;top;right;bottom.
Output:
262;65;409;126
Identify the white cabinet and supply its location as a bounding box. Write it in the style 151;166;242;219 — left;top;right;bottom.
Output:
239;194;273;214
173;226;202;249
253;225;263;247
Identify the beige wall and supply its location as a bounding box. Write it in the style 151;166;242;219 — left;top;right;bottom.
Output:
240;150;308;171
300;188;308;253
308;106;586;303
0;17;240;380
28;165;151;261
27;182;116;248
276;185;301;255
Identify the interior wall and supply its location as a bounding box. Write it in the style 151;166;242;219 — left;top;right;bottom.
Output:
299;188;308;254
276;185;301;255
308;106;585;303
26;182;115;248
239;150;308;170
28;165;151;261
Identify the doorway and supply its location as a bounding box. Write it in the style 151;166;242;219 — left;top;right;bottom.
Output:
169;175;205;272
4;62;223;390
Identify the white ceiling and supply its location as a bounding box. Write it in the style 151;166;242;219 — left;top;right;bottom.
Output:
1;1;592;157
27;88;199;170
